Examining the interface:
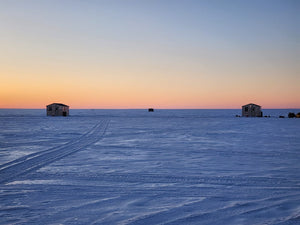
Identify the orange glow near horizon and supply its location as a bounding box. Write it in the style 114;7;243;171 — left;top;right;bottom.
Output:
1;67;299;109
1;68;299;109
1;64;299;109
1;81;299;109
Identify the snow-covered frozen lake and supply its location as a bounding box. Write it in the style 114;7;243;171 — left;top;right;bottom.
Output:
0;109;300;224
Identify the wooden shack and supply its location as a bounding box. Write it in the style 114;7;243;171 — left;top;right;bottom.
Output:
46;103;69;116
148;108;154;112
242;103;262;117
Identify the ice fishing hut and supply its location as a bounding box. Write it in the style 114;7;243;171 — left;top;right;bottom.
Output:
148;108;154;112
242;103;263;117
46;103;69;116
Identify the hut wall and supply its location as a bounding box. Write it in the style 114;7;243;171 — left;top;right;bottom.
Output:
242;104;262;117
46;104;69;116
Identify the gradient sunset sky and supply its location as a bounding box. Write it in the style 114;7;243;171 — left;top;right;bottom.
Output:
0;0;299;109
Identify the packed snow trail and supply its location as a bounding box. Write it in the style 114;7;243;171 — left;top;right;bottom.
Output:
0;119;109;184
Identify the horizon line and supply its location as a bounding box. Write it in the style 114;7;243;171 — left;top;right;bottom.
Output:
1;107;300;110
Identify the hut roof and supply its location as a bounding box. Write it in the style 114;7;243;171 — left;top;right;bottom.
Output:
242;103;261;107
47;103;69;107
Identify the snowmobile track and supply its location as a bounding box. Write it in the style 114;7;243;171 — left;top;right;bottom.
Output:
0;119;110;184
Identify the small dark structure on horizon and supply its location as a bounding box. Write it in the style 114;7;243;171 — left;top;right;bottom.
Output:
148;108;154;112
242;103;263;117
288;112;295;118
47;103;69;116
288;112;300;118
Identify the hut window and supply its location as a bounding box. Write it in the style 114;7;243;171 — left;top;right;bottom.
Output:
245;107;248;112
48;106;52;111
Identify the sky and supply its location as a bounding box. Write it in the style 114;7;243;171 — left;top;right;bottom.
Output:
0;0;299;109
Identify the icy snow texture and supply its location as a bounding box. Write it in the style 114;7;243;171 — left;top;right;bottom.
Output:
0;109;300;224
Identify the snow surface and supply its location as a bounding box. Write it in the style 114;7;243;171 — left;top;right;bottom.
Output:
0;109;300;224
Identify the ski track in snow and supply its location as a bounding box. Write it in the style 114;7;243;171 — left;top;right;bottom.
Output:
0;119;110;184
